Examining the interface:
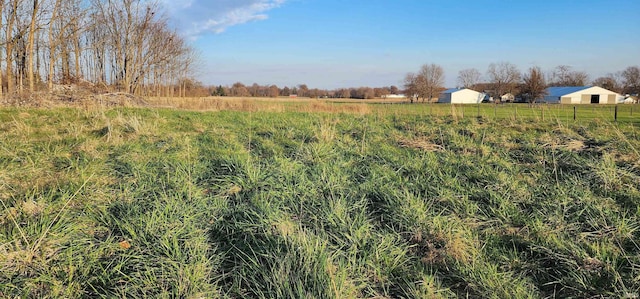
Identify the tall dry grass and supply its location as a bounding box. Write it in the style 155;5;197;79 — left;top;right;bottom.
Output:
145;96;372;114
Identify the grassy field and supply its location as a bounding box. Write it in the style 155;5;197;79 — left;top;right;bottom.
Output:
147;96;640;124
1;101;639;298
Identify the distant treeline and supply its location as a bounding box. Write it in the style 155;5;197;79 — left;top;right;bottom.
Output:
208;82;403;99
202;64;640;101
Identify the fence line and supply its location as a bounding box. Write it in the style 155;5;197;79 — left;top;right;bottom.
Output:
441;104;639;123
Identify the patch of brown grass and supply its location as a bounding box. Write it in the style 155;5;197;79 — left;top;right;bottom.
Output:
538;132;587;152
296;101;371;114
398;137;444;152
145;96;374;114
0;92;148;109
562;140;587;151
21;200;45;217
147;97;285;112
412;230;474;265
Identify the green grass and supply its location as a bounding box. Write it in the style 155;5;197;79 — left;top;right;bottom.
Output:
1;105;639;298
370;103;640;124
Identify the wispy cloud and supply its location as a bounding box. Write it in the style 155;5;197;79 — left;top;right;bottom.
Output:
161;0;286;37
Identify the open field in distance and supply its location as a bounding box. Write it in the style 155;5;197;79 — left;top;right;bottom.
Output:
0;103;639;298
146;96;640;124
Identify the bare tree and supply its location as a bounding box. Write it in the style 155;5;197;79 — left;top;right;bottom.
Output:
521;66;547;106
404;65;445;103
403;72;419;103
70;1;84;82
177;48;197;97
374;87;390;98
0;0;195;98
549;65;589;86
86;7;108;85
297;84;309;97
92;0;154;93
248;83;259;97
351;87;374;99
337;88;351;99
486;62;520;101
5;0;20;94
86;0;194;95
417;63;445;103
47;0;84;90
0;0;4;97
26;0;42;92
308;88;322;99
621;66;640;95
457;68;481;89
47;0;62;90
229;82;250;97
593;73;623;93
280;86;290;96
268;85;279;98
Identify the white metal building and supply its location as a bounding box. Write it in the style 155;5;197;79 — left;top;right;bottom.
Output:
501;93;515;102
438;88;485;104
623;96;638;104
382;94;407;99
544;86;624;104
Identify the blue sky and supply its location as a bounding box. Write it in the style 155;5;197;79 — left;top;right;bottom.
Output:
163;0;640;89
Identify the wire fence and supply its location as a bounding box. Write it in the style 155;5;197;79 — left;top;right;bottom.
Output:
390;103;640;124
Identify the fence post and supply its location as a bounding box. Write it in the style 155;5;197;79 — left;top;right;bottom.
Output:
573;106;576;120
615;105;618;122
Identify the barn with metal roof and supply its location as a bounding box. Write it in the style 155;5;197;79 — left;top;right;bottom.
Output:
438;88;485;104
544;86;623;104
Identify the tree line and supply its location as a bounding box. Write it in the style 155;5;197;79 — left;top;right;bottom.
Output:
0;0;195;97
208;65;639;103
403;63;640;104
209;82;402;100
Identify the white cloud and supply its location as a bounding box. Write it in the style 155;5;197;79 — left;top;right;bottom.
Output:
161;0;286;37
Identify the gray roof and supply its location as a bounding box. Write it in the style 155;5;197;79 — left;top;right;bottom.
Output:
442;88;464;94
546;86;591;97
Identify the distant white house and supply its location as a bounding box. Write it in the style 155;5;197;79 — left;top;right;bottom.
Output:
622;95;638;104
501;93;515;102
439;88;485;104
382;94;406;99
544;86;624;104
